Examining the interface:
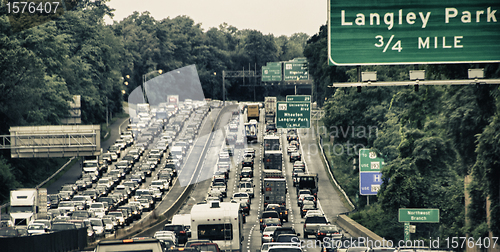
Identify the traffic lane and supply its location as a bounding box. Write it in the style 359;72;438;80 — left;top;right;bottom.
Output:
46;117;129;194
298;128;350;222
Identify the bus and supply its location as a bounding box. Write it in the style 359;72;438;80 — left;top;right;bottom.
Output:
190;201;243;252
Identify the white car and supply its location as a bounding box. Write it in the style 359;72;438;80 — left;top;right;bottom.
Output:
89;218;105;237
27;223;47;235
232;192;251;205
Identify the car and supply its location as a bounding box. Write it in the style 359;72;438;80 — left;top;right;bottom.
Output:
303;215;329;238
272;227;300;242
242;157;254;168
315;225;343;241
290;152;302;162
301;195;317;208
240;167;253;179
261;226;279;244
275;234;300;243
260;211;280;231
235;139;245;148
163;224;189;244
265;204;288;222
188;242;220;252
244;148;255;158
238;181;254;198
223;146;235;156
95;237;163;252
232;192;251;205
262;243;302;252
229;124;238;132
89;218;105;238
261;217;281;232
301;204;317;218
219;152;230;162
266;123;277;133
225;133;237;144
287;145;297;155
51;222;77;232
27;223;47;235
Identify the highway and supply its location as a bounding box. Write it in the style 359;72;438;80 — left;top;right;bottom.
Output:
44;102;352;252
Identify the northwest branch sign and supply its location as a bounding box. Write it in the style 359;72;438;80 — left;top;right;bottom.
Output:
399;208;440;223
328;0;500;65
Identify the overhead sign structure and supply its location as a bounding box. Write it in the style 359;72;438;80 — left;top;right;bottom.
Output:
276;101;311;129
262;62;282;82
286;95;311;102
328;0;500;65
359;149;384;195
399;208;440;223
283;61;309;81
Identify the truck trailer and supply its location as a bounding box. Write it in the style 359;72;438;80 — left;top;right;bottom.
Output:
10;188;47;227
264;97;277;123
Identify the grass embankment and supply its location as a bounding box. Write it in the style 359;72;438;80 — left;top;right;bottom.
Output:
312;119;357;212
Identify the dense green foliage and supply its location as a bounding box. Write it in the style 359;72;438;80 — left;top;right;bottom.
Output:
0;1;309;203
305;24;500;242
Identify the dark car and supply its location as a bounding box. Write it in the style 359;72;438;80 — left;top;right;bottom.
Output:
188;242;220;252
289;152;301;162
315;225;343;242
272;227;299;242
266;123;277;133
241;157;254;168
275;234;300;243
163;224;189;244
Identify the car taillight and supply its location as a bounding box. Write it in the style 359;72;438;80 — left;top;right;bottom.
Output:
318;232;325;235
263;234;269;237
180;231;186;234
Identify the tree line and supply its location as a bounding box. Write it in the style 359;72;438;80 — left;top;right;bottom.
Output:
0;0;308;203
304;24;500;242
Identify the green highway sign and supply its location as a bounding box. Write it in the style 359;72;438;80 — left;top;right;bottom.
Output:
359;149;384;172
328;0;500;65
286;95;311;102
399;208;440;223
262;63;282;82
283;62;308;81
276;101;311;128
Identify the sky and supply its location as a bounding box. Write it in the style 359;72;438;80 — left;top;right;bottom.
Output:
104;0;327;37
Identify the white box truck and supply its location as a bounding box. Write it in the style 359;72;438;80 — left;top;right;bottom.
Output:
10;188;47;227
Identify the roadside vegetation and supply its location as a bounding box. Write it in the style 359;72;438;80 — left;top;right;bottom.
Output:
304;24;500;242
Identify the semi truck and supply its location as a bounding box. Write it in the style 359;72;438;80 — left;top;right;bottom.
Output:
263;135;282;170
262;169;287;209
264;97;277;123
10;188;47;227
247;103;260;122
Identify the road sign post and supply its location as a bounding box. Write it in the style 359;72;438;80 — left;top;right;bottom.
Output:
328;0;500;65
404;222;410;242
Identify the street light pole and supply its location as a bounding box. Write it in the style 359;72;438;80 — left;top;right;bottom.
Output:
142;69;163;103
222;70;226;107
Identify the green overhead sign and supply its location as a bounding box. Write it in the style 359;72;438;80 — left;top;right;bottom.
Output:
262;62;282;82
284;62;308;81
276;101;310;128
328;0;500;65
399;208;440;223
286;95;311;102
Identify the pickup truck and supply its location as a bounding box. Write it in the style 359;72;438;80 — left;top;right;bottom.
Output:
303;215;329;238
